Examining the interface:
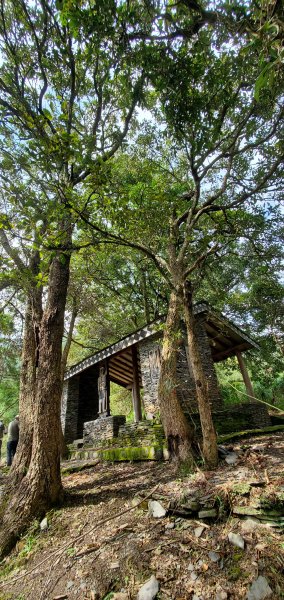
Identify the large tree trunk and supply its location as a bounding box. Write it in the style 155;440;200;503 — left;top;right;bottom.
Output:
8;253;43;485
0;239;71;559
182;283;218;469
158;289;194;463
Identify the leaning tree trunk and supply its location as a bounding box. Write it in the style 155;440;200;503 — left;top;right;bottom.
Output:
158;289;194;463
8;253;43;486
0;243;71;559
182;283;218;469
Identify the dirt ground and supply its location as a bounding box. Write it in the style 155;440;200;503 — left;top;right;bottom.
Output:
0;432;284;600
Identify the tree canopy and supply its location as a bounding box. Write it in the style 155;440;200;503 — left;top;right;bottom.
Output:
0;0;283;557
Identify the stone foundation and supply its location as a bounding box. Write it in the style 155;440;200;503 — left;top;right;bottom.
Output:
190;402;271;436
83;417;165;449
83;415;126;445
68;402;271;462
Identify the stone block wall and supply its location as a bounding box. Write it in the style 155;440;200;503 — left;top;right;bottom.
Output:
139;315;222;418
81;417;165;452
61;376;80;443
190;314;223;411
62;365;100;442
77;365;100;437
176;343;199;413
139;334;161;418
190;402;271;436
83;415;126;445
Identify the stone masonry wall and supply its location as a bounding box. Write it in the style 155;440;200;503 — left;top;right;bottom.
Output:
61;376;80;443
84;415;126;445
139;315;222;417
189;314;223;411
139;334;161;417
82;417;165;450
77;365;100;438
191;402;271;437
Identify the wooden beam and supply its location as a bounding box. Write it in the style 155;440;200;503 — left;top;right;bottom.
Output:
132;345;142;422
213;342;250;362
236;351;255;402
109;376;129;388
108;366;132;384
205;322;233;348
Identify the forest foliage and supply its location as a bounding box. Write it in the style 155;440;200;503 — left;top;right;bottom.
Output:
0;0;283;421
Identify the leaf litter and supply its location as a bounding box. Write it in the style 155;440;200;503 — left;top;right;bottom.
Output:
0;432;283;599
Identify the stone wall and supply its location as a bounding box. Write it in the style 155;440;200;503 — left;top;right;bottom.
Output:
189;314;223;411
139;334;161;418
83;415;126;445
81;417;165;452
77;365;100;437
68;404;271;463
62;365;100;442
61;376;80;443
138;315;222;418
190;402;271;436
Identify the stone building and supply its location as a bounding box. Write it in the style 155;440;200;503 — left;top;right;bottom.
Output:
62;302;270;451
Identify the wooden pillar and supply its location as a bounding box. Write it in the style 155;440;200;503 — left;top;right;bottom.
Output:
236;351;255;402
132;345;142;422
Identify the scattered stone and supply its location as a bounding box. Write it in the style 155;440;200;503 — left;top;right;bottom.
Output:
165;522;175;530
112;594;128;600
208;551;220;563
180;521;191;530
251;445;264;453
198;509;217;519
241;518;261;534
218;445;229;456
188;563;195;571
137;575;159;600
216;588;228;600
148;500;167;518
192;596;201;600
190;571;199;581
228;532;245;549
225;452;238;465
247;576;273;599
194;526;205;538
181;500;200;512
40;517;48;531
110;562;120;569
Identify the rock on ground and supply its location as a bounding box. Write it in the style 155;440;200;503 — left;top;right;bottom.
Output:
228;532;245;549
137;575;159;600
148;500;166;518
247;576;273;599
40;517;48;531
225;452;238;465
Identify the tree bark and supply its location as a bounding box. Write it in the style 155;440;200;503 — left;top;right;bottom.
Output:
158;289;194;463
236;351;255;401
8;252;43;485
0;230;71;559
182;283;218;469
